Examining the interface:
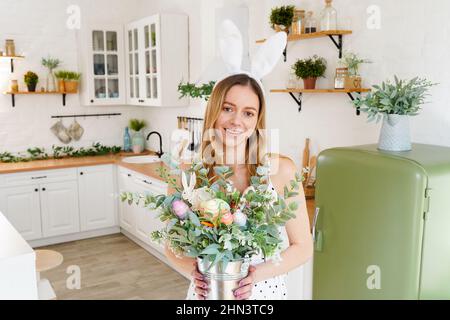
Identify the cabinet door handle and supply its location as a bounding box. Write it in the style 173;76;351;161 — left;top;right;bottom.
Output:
35;188;39;192
80;172;84;175
42;188;46;191
143;179;152;185
127;174;131;177
31;176;47;180
90;99;94;103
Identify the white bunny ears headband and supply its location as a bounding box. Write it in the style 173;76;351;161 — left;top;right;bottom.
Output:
216;19;287;95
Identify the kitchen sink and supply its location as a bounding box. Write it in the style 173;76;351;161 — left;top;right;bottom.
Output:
121;155;161;164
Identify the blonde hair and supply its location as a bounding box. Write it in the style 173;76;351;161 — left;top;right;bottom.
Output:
201;74;267;179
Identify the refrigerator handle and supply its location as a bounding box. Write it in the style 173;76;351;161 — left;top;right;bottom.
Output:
312;207;323;252
312;207;320;241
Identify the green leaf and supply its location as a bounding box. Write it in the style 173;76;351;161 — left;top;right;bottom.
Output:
201;244;220;255
188;211;201;226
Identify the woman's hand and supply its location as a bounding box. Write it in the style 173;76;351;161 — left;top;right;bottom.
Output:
191;262;208;300
233;265;257;300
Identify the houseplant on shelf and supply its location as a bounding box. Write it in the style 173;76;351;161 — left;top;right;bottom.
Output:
339;51;371;89
64;71;81;93
270;5;295;33
129;119;147;154
54;70;67;92
121;155;303;300
41;56;61;92
352;76;436;151
24;71;39;92
292;55;327;89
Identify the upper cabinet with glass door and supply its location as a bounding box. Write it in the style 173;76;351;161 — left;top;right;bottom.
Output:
79;25;126;106
125;14;188;107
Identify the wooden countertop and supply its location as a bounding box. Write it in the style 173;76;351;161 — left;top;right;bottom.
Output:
0;150;169;183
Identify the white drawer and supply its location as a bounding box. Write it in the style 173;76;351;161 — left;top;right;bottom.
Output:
0;168;78;187
118;167;167;193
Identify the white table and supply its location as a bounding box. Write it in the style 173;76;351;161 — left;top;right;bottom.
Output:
0;212;38;299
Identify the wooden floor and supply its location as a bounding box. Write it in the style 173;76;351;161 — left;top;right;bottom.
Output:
40;199;315;300
39;233;190;300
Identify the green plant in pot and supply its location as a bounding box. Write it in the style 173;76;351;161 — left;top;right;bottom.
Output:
270;5;295;33
54;70;68;92
352;76;436;151
24;71;39;92
64;71;81;93
339;52;371;89
129;119;147;154
292;55;327;89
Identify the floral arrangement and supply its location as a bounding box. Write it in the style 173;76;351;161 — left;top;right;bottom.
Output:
121;154;303;268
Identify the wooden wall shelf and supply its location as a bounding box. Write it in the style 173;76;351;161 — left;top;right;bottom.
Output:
271;88;371;114
4;91;75;107
0;55;25;73
256;30;352;62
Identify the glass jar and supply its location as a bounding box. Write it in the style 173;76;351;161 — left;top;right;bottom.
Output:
304;11;318;34
291;9;305;35
320;0;338;31
334;67;348;89
10;80;19;92
287;72;299;89
5;39;15;56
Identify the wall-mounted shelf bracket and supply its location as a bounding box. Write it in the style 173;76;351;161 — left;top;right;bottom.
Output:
288;92;303;112
328;34;343;58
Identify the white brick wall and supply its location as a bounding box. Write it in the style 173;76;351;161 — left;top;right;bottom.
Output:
0;0;146;153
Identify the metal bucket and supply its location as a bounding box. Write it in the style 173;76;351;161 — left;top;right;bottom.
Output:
197;257;250;300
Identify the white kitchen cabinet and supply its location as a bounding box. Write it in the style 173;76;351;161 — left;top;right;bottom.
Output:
40;181;80;238
77;165;116;231
78;24;126;106
132;177;166;253
125;14;189;107
118;168;167;253
0;185;42;241
117;170;136;233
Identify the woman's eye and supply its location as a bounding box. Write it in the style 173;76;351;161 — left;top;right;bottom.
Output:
245;112;255;117
223;106;233;112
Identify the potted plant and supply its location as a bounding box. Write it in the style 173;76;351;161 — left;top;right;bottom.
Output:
24;71;39;92
292;55;327;89
129;119;147;154
270;5;295;33
339;52;371;89
352;76;436;151
54;70;67;92
41;56;61;92
64;71;81;93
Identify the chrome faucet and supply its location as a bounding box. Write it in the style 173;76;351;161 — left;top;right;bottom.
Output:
146;131;163;158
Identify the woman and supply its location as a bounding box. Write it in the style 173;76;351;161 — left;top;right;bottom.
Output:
165;73;313;300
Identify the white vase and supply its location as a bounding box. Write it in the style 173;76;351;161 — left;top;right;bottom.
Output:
378;114;411;151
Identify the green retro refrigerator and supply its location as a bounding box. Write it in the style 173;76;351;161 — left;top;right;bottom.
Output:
313;144;450;299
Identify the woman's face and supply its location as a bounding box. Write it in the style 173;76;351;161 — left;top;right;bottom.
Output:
214;84;260;149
